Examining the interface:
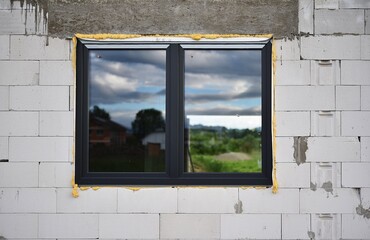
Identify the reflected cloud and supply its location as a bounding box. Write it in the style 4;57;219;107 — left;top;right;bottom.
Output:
186;105;261;116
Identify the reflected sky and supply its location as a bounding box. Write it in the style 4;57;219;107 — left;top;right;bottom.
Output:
89;49;262;129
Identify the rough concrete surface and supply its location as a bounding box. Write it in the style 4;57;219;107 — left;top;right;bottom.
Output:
12;0;298;38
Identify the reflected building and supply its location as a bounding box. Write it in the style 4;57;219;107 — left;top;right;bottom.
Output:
89;116;127;149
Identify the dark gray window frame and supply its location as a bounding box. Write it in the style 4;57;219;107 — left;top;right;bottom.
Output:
75;38;273;186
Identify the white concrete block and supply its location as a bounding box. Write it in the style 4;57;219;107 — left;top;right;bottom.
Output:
301;36;361;59
0;10;26;34
361;86;370;110
0;214;38;238
40;61;73;85
57;188;117;213
311;214;342;240
0;188;56;213
160;214;220;239
361;188;370;209
0;162;38;187
275;38;300;60
10;35;69;60
0;112;38;136
311;111;340;136
25;9;47;35
0;137;8;160
276;137;295;162
341;61;370;85
9;137;71;162
39;214;99;239
118;188;177;213
178;188;238;213
276;163;311;188
361;35;370;59
10;86;69;110
0;61;39;85
316;0;339;9
342;111;370;136
342;214;370;239
100;214;159;239
311;162;341;189
306;137;360;162
366;11;370;34
300;188;360;213
342;163;370;187
315;9;364;34
221;214;280;239
362;137;370;161
275;112;311;136
311;60;340;85
69;86;74;111
39;162;73;187
299;0;314;34
0;35;9;59
40;111;74;136
239;189;299;213
275;86;335;111
336;86;361;110
0;86;9;110
340;0;370;8
282;214;310;239
275;60;311;85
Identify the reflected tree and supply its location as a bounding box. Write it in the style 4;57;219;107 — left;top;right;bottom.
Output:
131;108;165;139
90;105;111;120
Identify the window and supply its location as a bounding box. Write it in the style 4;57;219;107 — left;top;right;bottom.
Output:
75;38;272;185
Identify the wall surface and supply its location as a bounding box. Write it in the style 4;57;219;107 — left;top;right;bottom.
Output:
0;0;370;239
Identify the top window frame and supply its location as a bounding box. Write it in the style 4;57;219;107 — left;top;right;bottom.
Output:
75;38;273;186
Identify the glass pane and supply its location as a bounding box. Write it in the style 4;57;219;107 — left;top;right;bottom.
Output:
184;50;262;173
88;50;166;172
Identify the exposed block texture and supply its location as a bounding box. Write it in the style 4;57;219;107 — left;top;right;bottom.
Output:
275;112;310;136
361;35;370;59
40;61;73;85
221;214;281;239
282;214;310;239
361;188;370;209
311;60;340;85
276;137;295;162
9;137;71;162
342;163;370;187
366;12;370;34
0;188;56;213
0;10;26;34
342;111;370;136
301;36;361;59
57;188;118;213
300;188;360;213
40;111;73;136
340;0;370;8
311;214;342;240
276;163;310;188
178;188;238;213
0;112;38;136
0;35;9;59
315;0;339;9
315;9;364;34
118;188;177;213
239;189;299;213
0;86;9;110
299;0;314;34
100;214;159;239
362;137;370;162
361;86;370;110
341;61;370;85
10;35;69;60
275;60;310;85
306;137;360;162
311;111;340;136
39;163;74;187
0;214;38;238
10;86;69;110
311;162;341;189
0;162;38;187
336;86;361;110
0;61;39;85
342;214;370;239
39;214;99;239
275;38;300;60
275;86;335;111
160;214;220;239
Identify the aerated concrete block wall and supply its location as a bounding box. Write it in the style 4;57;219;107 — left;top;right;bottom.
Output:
0;0;369;239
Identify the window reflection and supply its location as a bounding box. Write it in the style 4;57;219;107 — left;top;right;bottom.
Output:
184;50;262;173
88;50;166;172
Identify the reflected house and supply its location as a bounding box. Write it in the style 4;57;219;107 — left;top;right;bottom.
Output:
89;116;127;148
141;130;165;156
